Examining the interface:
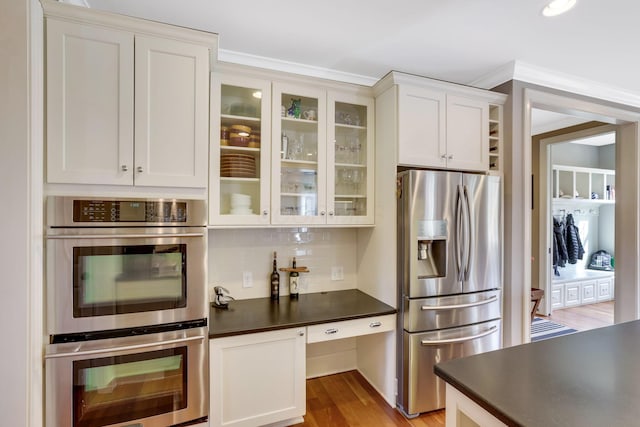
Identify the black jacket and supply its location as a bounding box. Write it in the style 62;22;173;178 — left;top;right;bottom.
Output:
553;217;568;272
565;213;584;264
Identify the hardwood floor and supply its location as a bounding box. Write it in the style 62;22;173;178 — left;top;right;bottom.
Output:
300;370;445;427
299;303;614;427
544;301;614;331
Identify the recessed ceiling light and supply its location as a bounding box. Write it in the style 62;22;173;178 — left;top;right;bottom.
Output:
542;0;577;17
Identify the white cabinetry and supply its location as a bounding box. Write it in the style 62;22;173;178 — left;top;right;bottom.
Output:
44;2;214;188
552;165;615;204
552;274;614;310
597;276;614;301
551;284;565;310
581;279;597;304
209;74;272;226
208;64;375;227
379;71;505;173
210;328;306;427
306;314;395;343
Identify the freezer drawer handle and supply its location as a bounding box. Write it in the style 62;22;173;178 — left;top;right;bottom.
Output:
369;321;382;328
420;326;498;345
324;328;339;335
420;295;498;311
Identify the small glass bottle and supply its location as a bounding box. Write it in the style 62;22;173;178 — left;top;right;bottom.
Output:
289;257;299;299
270;252;280;300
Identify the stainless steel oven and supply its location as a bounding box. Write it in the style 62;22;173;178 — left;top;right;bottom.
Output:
46;197;207;335
45;324;208;427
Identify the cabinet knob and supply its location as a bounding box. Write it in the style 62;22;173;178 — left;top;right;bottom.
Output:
121;165;128;172
448;155;454;160
440;154;447;160
136;166;143;173
369;321;382;328
298;331;305;337
329;211;334;216
262;209;268;216
324;328;338;335
320;211;326;216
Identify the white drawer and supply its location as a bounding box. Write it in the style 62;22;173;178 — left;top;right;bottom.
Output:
306;314;395;343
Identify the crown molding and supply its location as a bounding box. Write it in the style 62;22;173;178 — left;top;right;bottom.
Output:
469;61;517;90
218;49;378;87
472;60;640;109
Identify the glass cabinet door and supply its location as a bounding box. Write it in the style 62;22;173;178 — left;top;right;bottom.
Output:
327;93;374;225
272;83;327;225
209;74;271;225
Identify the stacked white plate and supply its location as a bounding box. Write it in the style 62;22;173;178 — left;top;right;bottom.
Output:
230;193;253;215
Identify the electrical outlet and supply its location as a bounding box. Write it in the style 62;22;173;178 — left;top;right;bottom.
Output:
331;266;344;281
242;271;253;288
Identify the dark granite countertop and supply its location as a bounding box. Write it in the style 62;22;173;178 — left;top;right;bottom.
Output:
209;289;396;339
435;320;640;427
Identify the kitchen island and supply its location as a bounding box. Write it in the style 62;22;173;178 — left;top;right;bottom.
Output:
434;320;640;426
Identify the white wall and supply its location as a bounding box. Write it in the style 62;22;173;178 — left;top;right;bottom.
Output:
207;227;358;300
0;0;43;426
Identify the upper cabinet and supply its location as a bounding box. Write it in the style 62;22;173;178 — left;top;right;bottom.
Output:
44;1;216;188
209;65;374;227
376;71;506;173
271;82;327;226
209;74;272;226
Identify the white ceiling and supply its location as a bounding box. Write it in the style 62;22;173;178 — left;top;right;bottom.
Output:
77;0;636;136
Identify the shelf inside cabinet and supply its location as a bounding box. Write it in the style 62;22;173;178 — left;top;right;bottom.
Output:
221;146;260;153
335;123;366;130
281;159;318;168
488;104;502;174
220;177;260;183
552;164;616;202
221;114;261;124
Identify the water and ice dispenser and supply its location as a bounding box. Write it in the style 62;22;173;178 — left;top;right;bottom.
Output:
415;220;447;279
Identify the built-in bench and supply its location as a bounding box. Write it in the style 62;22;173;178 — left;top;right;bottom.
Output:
551;270;615;309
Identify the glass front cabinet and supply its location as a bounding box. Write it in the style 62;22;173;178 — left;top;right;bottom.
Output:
210;73;374;227
327;92;374;225
209;74;271;226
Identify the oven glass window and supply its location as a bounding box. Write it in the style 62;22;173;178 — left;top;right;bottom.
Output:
73;348;187;427
74;244;186;317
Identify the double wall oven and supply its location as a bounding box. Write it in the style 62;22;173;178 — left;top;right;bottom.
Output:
45;197;208;427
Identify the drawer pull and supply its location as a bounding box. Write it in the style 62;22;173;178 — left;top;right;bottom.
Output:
369;321;382;328
325;328;339;335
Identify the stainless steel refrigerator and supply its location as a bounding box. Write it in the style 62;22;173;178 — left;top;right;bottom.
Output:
396;169;502;417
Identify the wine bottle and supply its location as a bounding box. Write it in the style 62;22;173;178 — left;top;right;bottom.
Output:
289;257;299;299
270;251;280;300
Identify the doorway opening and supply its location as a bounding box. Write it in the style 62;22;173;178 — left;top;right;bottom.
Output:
500;86;639;346
531;118;616;333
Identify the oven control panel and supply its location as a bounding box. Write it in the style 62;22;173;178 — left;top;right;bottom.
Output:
73;200;188;223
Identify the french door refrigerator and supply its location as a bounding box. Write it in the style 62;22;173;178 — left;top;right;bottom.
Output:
396;169;502;417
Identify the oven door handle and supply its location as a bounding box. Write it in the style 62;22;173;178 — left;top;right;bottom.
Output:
44;334;205;359
420;295;498;311
46;233;204;239
420;326;498;345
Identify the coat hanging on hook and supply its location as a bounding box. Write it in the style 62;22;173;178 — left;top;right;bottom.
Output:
565;213;584;264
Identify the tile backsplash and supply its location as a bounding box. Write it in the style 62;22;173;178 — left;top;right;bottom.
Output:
208;227;358;300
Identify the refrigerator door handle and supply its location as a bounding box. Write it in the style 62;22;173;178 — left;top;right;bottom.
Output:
455;185;463;282
420;326;498;345
420;295;498;311
463;185;472;281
